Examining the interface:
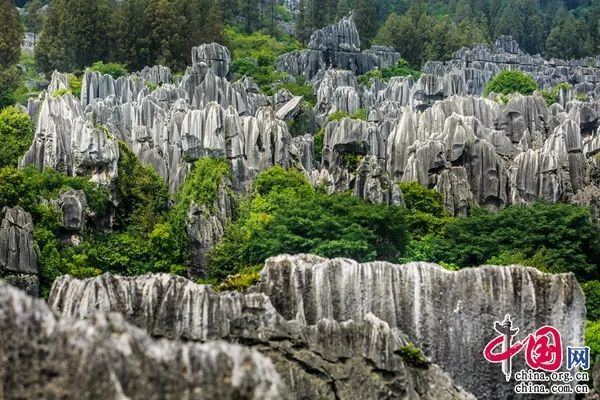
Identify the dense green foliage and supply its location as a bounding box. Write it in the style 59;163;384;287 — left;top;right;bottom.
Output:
484;70;539;97
0;166;111;297
0;0;24;108
411;203;599;281
583;281;600;322
36;0;223;72
224;26;302;93
586;320;600;364
208;166;409;280
373;1;489;67
88;61;129;78
357;59;421;87
397;342;429;369
0;106;33;169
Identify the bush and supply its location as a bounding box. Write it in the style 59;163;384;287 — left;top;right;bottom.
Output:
68;74;82;98
225;26;301;91
538;82;572;106
216;266;261;292
88;61;128;78
396;343;429;369
51;88;70;98
583;281;600;321
428;203;600;280
484;70;538;97
208;166;408;280
398;182;449;238
0;106;33;169
313;128;325;161
357;59;421;87
586;320;600;364
115;142;169;233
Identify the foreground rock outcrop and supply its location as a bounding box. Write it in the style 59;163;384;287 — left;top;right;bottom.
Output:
0;281;284;400
49;270;474;400
49;254;585;399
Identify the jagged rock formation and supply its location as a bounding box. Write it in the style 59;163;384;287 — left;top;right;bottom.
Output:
49;254;585;400
186;175;235;278
423;35;600;99
0;207;38;296
0;282;284;400
49;269;475;400
276;15;400;80
57;189;87;233
20;82;119;186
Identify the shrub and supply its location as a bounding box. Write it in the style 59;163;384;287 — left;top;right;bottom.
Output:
396;343;429;369
0;106;33;168
538;82;572;106
583;281;600;321
357;59;421;87
216;266;261;292
313;128;325;160
429;203;600;280
115;142;169;233
88;61;128;78
68;74;82;98
208;166;408;280
484;70;538;97
586;320;600;364
51;88;70;97
398;182;449;238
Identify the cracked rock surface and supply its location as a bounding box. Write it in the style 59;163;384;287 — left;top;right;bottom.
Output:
49;254;584;399
0;281;284;400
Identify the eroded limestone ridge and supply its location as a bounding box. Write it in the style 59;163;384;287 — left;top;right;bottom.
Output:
0;281;284;400
48;254;585;399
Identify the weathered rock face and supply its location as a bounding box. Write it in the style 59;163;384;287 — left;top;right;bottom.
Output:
276;16;400;79
20;89;119;186
49;254;585;400
191;42;232;78
0;282;284;400
57;189;87;233
0;207;38;296
257;255;585;400
49;271;475;400
186;176;235;278
423;35;600;98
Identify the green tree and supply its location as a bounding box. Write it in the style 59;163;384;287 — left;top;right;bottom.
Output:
484;70;538;96
545;13;589;59
373;1;433;67
428;203;600;281
23;0;46;34
36;0;117;72
354;0;380;47
209;166;409;280
0;0;24;107
114;142;169;233
0;107;33;169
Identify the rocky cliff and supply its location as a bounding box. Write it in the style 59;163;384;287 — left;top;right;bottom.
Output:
0;207;39;295
276;15;401;80
0;281;284;400
49;254;585;399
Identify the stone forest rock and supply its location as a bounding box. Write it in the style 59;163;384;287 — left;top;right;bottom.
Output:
186;176;235;278
50;269;475;400
48;254;585;400
0;207;38;296
0;282;284;400
275;15;401;80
